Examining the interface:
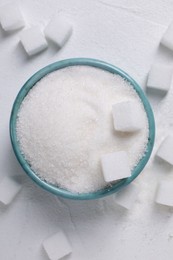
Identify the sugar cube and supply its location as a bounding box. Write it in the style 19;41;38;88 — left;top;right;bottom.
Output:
147;64;173;93
156;135;173;165
161;21;173;51
155;180;173;207
0;176;22;205
20;27;48;56
112;100;143;132
114;183;139;210
43;231;72;260
44;16;72;48
101;151;131;182
0;3;25;31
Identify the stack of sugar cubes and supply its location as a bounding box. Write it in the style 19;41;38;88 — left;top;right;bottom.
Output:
0;2;73;56
101;19;173;211
99;100;143;210
146;20;173;208
101;100;144;182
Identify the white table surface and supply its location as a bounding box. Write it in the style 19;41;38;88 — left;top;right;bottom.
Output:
1;0;173;259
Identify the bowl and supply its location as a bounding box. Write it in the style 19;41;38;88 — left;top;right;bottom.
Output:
10;58;155;200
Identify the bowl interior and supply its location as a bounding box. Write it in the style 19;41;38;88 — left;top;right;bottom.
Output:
10;58;155;200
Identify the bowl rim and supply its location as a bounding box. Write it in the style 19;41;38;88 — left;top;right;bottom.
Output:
10;58;155;200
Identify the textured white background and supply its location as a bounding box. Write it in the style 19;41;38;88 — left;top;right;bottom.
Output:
1;0;173;259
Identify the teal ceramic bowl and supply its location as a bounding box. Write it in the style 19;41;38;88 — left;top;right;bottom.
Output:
10;58;155;200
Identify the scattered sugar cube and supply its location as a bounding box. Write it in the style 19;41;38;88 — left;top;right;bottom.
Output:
112;100;143;132
114;183;139;210
161;21;173;51
44;16;72;48
101;151;131;182
156;135;173;165
43;231;72;260
147;64;173;93
155;180;173;207
20;27;48;56
0;176;22;205
0;3;25;31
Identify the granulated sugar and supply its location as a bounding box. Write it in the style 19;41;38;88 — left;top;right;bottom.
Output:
16;66;149;193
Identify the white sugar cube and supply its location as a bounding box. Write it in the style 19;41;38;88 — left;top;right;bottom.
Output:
0;3;25;31
20;26;48;56
147;64;173;93
43;231;72;260
20;27;48;56
114;183;139;210
44;16;72;48
112;100;143;132
156;136;173;165
0;176;22;205
155;180;173;207
101;151;131;182
161;21;173;51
